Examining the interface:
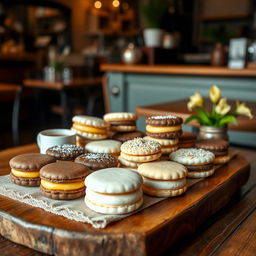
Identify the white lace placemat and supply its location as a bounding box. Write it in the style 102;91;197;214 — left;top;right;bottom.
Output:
0;175;201;228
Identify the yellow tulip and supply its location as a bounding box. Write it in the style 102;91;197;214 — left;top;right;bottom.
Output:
187;93;204;111
215;98;231;115
236;101;253;119
209;85;221;103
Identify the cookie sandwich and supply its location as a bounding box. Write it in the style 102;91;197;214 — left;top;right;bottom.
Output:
84;168;143;214
103;112;137;132
113;131;144;142
46;144;85;161
9;153;55;186
75;153;118;171
143;136;178;159
71;115;107;140
195;139;230;164
85;139;121;157
146;115;183;139
138;161;187;197
170;148;215;178
40;162;90;199
178;131;196;148
119;138;161;168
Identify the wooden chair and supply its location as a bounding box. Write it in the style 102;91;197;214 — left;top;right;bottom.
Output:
0;84;22;146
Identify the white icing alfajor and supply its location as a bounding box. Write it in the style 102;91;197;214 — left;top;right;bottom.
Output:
86;188;142;206
84;168;143;214
85;168;142;194
85;140;121;154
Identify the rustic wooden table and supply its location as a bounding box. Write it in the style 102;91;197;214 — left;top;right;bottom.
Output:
136;98;256;132
0;144;256;256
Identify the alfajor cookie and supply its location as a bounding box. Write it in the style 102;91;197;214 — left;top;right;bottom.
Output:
178;131;196;148
40;161;90;200
113;131;144;142
84;168;143;214
71;115;108;140
143;136;178;155
103;112;137;132
75;153;118;171
118;156;141;169
195;139;230;164
170;148;215;178
9;153;55;187
138;161;187;197
46;144;85;161
121;138;162;163
146;115;183;139
85;139;121;156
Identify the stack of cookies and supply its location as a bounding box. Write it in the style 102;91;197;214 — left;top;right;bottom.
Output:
103;112;144;142
144;115;183;159
119;138;162;169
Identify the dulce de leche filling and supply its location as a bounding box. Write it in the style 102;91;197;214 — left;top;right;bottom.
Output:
11;168;40;178
41;179;85;191
72;123;106;134
146;125;181;133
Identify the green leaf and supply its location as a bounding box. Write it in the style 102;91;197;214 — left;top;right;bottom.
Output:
218;115;237;127
185;115;201;124
195;108;211;125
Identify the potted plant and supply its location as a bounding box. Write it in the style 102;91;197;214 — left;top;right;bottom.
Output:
185;85;253;140
141;0;166;47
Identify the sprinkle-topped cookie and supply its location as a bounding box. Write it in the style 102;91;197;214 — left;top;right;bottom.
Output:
46;144;85;161
120;138;162;163
170;148;215;165
75;153;118;171
121;138;161;155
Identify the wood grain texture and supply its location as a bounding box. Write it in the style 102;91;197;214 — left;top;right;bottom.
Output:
23;77;102;90
0;144;250;256
136;99;256;132
101;64;256;77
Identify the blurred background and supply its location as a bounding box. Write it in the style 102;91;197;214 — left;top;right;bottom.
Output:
1;0;256;149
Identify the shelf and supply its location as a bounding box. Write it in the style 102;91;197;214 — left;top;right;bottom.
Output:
200;14;251;21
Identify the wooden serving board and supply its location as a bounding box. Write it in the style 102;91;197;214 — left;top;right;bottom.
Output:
0;153;250;256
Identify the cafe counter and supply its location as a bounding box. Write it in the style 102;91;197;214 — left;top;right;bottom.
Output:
101;64;256;147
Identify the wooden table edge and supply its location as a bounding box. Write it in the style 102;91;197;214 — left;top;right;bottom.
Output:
0;154;250;256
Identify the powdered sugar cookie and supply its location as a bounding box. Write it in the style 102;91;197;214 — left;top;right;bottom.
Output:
75;153;118;171
46;144;85;161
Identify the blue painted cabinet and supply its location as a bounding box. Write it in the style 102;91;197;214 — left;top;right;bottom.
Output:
105;71;256;147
